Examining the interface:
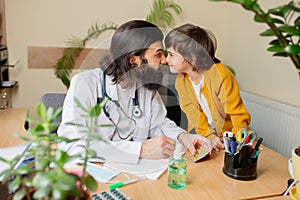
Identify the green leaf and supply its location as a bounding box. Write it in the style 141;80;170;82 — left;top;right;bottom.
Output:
271;18;284;24
267;45;285;53
9;176;21;192
84;175;98;191
146;0;182;28
33;172;52;187
46;106;54;121
23;177;33;187
228;0;245;3
33;186;52;199
32;124;44;133
15;165;31;175
12;188;27;200
268;5;286;17
284;44;300;54
55;150;69;167
242;0;257;10
278;25;300;36
37;103;47;121
55;173;79;191
53;107;63;120
269;39;280;45
252;2;260;12
259;29;276;36
0;156;8;163
52;186;68;200
254;14;265;23
273;52;289;57
89;104;101;117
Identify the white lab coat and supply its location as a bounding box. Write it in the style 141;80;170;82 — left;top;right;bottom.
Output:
57;68;185;164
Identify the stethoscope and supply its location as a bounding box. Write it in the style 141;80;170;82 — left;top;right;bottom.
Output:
97;73;143;140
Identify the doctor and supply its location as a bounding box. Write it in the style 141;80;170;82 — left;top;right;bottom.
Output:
57;20;212;164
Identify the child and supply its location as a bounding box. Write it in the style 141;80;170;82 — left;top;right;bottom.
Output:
165;24;251;151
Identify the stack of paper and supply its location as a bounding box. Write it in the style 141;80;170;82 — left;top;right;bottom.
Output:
104;158;169;180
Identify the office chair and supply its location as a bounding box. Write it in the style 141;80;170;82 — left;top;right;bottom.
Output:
40;93;66;131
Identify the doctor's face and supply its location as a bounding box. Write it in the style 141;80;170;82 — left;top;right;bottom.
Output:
135;41;166;90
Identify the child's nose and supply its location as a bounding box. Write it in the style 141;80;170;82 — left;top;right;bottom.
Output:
160;54;167;64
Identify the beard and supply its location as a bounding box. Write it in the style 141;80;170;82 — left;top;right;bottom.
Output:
135;63;163;91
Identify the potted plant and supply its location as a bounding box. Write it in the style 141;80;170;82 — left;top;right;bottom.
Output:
292;146;300;198
0;98;108;200
209;0;300;76
54;0;183;89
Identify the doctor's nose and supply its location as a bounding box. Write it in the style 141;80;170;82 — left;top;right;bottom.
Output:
160;54;167;65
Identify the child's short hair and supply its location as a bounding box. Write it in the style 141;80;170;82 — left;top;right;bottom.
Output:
165;24;219;71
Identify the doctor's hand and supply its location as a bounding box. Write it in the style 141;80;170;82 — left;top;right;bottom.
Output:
140;136;176;159
178;132;212;156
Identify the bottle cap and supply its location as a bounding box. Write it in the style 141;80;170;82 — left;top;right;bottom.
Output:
174;142;183;158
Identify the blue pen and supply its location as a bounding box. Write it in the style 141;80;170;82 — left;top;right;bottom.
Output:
229;137;237;154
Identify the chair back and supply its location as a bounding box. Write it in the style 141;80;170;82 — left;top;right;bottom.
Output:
40;93;66;128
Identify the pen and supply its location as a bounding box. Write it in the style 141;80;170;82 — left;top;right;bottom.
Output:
229;137;237;154
108;176;146;190
251;137;263;158
223;136;230;153
254;137;263;150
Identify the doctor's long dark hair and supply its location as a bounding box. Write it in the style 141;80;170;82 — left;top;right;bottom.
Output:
100;20;164;84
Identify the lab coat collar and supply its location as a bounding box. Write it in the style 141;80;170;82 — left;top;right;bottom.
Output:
116;81;137;100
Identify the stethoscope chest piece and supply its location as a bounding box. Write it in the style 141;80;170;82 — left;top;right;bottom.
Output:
132;105;142;118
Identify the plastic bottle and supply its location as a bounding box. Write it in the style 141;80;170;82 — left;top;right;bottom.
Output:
167;142;187;189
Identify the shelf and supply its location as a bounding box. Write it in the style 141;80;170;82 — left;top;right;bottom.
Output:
1;80;17;88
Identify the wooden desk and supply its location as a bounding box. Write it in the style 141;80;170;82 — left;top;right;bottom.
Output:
96;146;290;200
0;108;29;148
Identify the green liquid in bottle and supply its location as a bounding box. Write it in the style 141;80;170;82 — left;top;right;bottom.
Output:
168;157;187;189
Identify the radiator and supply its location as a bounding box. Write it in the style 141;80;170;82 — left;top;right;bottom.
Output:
240;91;300;158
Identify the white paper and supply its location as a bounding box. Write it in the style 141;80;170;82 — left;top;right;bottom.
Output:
104;158;169;180
0;143;30;181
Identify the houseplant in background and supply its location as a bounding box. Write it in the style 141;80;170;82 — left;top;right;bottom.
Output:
0;98;108;200
209;0;300;76
54;0;183;89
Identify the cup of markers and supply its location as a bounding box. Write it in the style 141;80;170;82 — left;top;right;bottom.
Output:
222;129;263;180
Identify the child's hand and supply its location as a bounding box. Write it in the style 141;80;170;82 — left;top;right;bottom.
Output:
209;135;224;152
178;132;212;156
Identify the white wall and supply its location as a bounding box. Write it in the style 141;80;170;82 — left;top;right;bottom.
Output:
5;0;300;119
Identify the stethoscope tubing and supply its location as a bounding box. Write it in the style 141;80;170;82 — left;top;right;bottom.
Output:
100;73;141;140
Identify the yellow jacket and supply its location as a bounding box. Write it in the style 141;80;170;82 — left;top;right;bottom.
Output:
175;63;251;137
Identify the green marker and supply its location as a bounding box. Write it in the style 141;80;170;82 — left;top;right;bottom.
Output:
109;176;146;190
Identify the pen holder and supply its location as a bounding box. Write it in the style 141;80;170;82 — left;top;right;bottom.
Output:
223;146;258;180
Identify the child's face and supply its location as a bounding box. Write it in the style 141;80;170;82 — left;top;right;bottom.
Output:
166;47;192;74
